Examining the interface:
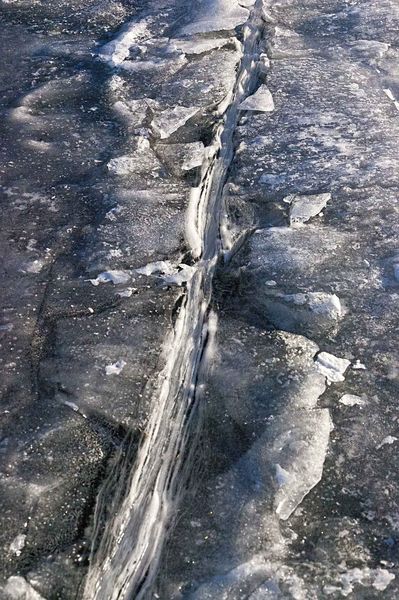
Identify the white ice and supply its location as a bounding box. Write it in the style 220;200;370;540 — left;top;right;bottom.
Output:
377;436;398;449
339;394;366;407
9;534;26;557
315;352;351;383
169;37;234;55
98;19;151;67
2;576;45;600
89;270;131;286
105;360;127;376
239;85;275;112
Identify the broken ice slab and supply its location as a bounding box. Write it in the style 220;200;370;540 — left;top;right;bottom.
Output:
272;408;333;520
156;141;205;175
180;0;249;35
315;351;351;383
89;270;131;286
260;291;342;337
239;85;275;112
151;105;200;139
287;192;331;225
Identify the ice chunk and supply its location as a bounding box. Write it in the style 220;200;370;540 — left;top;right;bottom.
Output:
136;261;175;276
105;360;127;376
157;141;205;174
89;270;131;286
288;193;331;225
353;360;366;370
283;292;342;318
98;19;150;67
273;409;332;520
239;85;275;112
373;569;395;591
180;0;249;35
377;436;398;449
339;394;366;407
151;106;200;139
315;352;351;383
274;464;291;487
9;534;26;556
2;576;45;599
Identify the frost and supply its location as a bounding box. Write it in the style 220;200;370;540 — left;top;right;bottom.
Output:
9;534;26;556
151;106;200;139
89;270;131;286
339;394;366;407
105;360;127;376
287;193;331;225
315;352;351;383
239;85;275;112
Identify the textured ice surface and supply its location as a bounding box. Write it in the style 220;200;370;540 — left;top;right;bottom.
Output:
239;85;275;112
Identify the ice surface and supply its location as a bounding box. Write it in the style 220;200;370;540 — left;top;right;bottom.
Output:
180;0;249;35
315;352;351;383
239;85;275;112
169;37;234;55
151;106;200;139
288;193;331;225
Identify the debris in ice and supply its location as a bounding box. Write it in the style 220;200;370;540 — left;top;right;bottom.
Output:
2;576;45;599
151;106;200;139
315;352;351;383
117;288;136;298
89;270;131;286
352;360;366;370
9;534;26;556
180;0;249;35
282;292;342;318
287;192;331;225
377;436;398;449
339;394;366;407
239;85;275;112
325;567;395;596
105;360;127;376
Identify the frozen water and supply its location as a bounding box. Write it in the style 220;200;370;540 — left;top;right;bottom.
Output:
89;270;131;286
151;106;200;139
105;360;127;376
339;394;366;407
2;577;45;600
